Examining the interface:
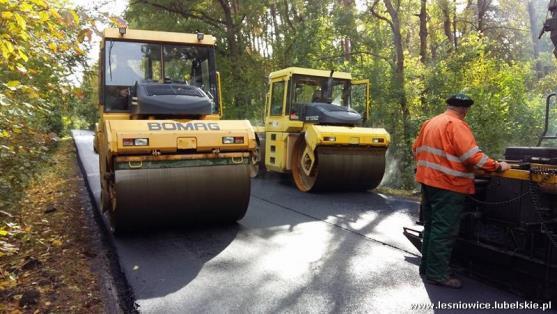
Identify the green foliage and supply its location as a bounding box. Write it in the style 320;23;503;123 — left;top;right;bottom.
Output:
419;35;542;158
121;0;555;189
0;0;91;211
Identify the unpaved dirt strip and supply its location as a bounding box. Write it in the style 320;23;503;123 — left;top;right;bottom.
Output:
0;139;120;313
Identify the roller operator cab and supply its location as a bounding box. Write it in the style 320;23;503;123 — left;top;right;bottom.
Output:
95;28;256;233
256;67;390;192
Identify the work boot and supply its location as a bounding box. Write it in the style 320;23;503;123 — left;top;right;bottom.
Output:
426;277;462;289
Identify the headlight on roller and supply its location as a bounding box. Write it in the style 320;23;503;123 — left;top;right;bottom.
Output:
372;138;385;144
323;136;336;142
123;138;149;146
134;138;149;146
222;136;244;144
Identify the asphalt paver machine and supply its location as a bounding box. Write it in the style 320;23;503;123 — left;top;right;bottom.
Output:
404;80;557;302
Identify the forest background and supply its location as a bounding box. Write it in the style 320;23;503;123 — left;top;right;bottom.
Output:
2;0;557;213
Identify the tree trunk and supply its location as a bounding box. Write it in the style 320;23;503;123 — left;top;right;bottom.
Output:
439;0;454;49
419;0;428;63
381;0;413;187
477;0;491;33
216;0;245;116
528;0;542;76
341;0;354;62
453;0;458;48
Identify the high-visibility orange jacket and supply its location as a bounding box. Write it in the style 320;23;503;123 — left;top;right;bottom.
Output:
412;110;499;194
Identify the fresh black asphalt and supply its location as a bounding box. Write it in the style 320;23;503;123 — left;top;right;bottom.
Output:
72;130;545;313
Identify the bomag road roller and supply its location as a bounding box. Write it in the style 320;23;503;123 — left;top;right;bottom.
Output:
95;28;256;232
255;67;390;192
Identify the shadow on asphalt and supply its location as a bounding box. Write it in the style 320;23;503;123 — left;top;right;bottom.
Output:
114;223;240;300
263;207;395;313
251;173;421;254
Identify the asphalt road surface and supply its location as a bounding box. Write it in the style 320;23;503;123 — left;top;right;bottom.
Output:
72;130;548;313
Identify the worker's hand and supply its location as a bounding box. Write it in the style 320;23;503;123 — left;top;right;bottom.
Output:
497;161;511;173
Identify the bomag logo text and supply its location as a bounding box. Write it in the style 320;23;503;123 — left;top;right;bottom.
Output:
147;122;221;131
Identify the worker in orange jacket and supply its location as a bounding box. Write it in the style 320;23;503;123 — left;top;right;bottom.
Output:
412;93;510;289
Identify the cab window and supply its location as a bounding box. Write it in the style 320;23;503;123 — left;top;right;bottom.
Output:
288;75;350;120
103;41;220;113
104;41;161;112
270;81;285;116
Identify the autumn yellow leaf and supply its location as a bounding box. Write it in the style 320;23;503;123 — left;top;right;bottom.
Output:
0;42;9;59
48;42;57;52
4;40;14;53
59;43;69;52
24;88;39;99
29;0;47;8
20;2;33;12
18;49;28;62
6;81;20;88
0;229;8;236
51;239;62;247
14;13;26;29
49;8;61;20
75;46;84;55
70;10;79;24
1;11;13;19
18;31;30;41
38;11;49;22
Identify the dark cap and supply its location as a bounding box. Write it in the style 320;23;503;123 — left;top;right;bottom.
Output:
446;93;474;107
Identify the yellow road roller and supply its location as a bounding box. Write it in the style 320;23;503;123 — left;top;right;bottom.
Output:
255;67;390;192
95;28;256;232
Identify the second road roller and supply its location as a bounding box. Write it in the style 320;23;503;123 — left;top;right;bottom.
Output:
254;67;390;192
95;28;256;232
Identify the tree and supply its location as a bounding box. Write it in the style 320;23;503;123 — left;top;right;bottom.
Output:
0;0;91;209
88;0;555;190
370;0;415;187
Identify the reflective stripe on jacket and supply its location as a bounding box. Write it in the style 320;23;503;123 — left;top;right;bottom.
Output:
412;110;498;194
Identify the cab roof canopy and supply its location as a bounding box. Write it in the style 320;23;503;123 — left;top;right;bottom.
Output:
102;28;217;46
270;67;352;80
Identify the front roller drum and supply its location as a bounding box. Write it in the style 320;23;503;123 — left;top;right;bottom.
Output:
108;164;250;231
291;137;386;192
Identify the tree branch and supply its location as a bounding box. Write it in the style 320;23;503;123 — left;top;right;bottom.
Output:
370;0;393;28
310;50;392;64
131;0;224;28
282;0;296;31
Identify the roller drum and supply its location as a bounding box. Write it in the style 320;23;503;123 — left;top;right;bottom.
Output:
291;136;386;192
314;147;386;191
111;164;250;229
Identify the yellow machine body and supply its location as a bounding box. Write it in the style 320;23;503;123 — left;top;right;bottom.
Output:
96;28;256;231
102;119;255;155
478;164;557;193
258;67;390;191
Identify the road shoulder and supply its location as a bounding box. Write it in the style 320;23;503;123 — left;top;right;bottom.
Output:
0;138;120;313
